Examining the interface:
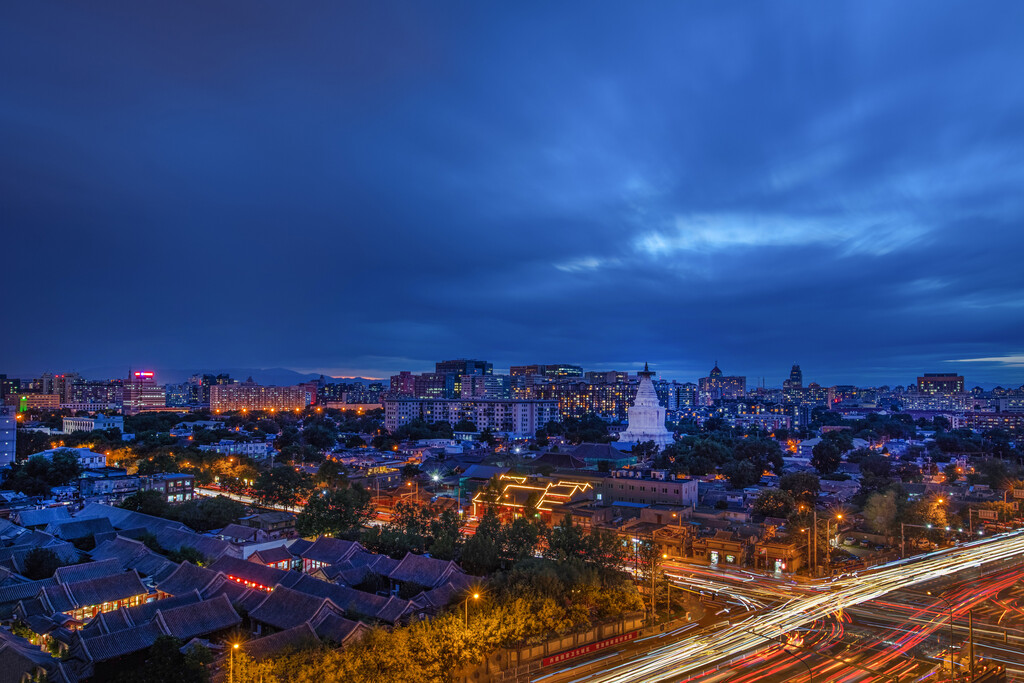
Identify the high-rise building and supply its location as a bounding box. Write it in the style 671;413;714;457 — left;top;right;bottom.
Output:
389;371;416;395
0;405;15;467
66;379;123;407
435;359;493;377
460;374;511;399
697;363;746;405
122;371;167;415
209;380;308;413
0;375;20;401
917;373;965;396
383;397;557;437
786;365;803;388
434;359;493;398
510;364;583;379
413;372;456;399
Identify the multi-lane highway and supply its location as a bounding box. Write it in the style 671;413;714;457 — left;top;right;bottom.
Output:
535;530;1024;683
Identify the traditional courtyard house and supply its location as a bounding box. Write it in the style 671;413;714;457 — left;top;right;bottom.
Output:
206;555;300;593
248;545;293;571
300;537;364;574
66;593;241;679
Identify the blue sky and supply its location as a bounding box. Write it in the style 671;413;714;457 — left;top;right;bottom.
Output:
3;2;1024;387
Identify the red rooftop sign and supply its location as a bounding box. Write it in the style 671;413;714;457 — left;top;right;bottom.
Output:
542;630;639;667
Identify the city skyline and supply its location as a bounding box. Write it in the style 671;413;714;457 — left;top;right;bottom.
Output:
1;360;1016;392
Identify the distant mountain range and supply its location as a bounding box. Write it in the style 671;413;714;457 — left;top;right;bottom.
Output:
155;368;381;385
11;366;380;386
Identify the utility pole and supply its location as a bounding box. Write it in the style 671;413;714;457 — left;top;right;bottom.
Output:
969;609;975;681
813;508;818;576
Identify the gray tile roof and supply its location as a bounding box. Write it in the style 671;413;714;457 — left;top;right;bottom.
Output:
89;536;176;579
15;507;71;528
76;621;165;662
286;538;314;557
44;517;114;541
155;593;241;640
217;523;260;542
248;586;341;631
151;527;233;563
388;552;465;589
288;574;412;624
249;546;292;565
41;571;148;614
300;537;363;566
74;503;186;533
241;622;320;661
0;578;57;614
76;594;240;663
54;559;122;585
155;562;220;597
312;612;367;645
207;556;299;591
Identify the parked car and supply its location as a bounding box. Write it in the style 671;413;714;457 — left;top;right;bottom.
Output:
843;537;855;546
858;539;870;548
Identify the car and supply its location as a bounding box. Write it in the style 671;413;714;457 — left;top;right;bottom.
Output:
843;537;855;546
858;539;870;548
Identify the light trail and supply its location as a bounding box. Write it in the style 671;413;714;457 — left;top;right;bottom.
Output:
540;530;1024;683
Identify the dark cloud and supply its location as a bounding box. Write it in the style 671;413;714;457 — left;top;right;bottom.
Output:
3;2;1024;387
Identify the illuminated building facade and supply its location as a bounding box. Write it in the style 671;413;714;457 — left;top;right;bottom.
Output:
383;398;558;436
470;474;594;521
697;364;746;406
209;381;308;413
917;373;965;396
121;371;167;415
0;406;15;466
16;393;61;411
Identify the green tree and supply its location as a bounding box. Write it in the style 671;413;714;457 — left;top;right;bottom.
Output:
502;516;542;564
47;449;84;485
120;489;172;517
344;434;367;448
779;471;820;507
428;509;464;560
109;636;208;683
172;495;246;532
297;485;373;539
721;459;760;489
255;467;313;507
23;547;66;580
862;490;899;537
752;488;795;519
461;507;503;574
811;441;842;475
316;459;349;490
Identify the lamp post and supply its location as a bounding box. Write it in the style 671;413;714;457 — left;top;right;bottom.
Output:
230;642;239;683
737;628;814;682
464;592;479;628
899;589;955;677
900;522;938;559
662;554;671;613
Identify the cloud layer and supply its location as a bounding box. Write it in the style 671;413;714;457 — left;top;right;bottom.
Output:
2;2;1024;387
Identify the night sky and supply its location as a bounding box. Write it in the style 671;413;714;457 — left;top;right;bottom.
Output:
4;3;1024;387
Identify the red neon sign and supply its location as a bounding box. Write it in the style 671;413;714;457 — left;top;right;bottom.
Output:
542;631;639;667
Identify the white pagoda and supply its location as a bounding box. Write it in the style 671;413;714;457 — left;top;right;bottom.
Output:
616;363;674;450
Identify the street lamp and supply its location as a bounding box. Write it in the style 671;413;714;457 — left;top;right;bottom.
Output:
464;592;480;628
900;589;955;678
230;642;239;683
